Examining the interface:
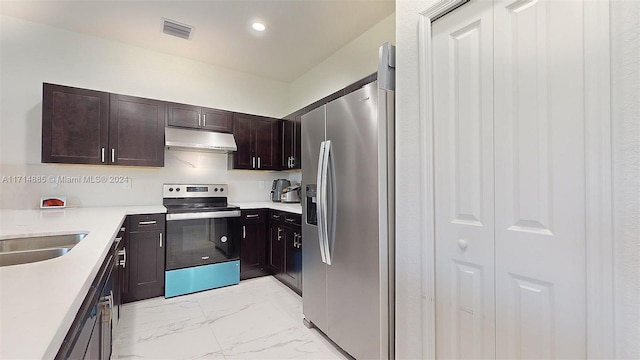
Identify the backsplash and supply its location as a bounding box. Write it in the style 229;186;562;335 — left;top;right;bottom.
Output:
0;150;286;209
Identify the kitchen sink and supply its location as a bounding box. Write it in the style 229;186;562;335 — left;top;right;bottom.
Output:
0;233;87;267
0;233;87;252
0;248;72;267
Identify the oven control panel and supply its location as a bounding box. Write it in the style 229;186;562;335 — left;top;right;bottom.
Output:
163;184;228;198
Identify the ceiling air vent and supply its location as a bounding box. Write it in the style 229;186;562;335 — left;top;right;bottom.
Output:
162;18;193;40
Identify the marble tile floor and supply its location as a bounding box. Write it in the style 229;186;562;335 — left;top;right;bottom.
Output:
112;276;349;360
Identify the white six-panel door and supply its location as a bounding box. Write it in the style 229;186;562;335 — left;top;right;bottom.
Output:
433;0;495;358
432;0;587;357
493;0;586;357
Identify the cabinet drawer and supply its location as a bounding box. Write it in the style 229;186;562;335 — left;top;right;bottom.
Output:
283;213;301;227
270;211;284;222
241;209;266;222
128;214;165;232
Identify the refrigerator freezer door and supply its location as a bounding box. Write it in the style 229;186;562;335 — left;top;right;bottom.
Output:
325;82;382;359
301;105;329;333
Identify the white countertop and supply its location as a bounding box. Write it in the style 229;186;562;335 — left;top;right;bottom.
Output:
232;201;302;214
0;206;166;359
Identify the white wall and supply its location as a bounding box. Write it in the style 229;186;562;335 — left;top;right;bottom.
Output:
0;15;290;209
394;1;427;358
611;0;640;358
286;13;395;114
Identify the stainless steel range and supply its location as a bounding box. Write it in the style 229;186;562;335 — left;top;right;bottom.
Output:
163;184;241;297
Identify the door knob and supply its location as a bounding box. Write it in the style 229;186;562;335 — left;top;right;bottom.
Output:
457;239;468;250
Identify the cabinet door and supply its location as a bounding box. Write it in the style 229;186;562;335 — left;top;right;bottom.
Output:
282;120;294;169
268;223;284;273
83;306;101;360
202;107;233;133
282;226;302;294
167;102;201;129
127;230;165;302
295;231;302;291
109;94;165;167
283;227;297;285
294;114;302;169
254;116;281;170
240;221;267;280
42;83;109;165
232;114;254;169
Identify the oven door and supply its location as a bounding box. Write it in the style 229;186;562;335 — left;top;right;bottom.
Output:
165;211;240;271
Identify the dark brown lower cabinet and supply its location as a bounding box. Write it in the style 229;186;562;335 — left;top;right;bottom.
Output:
56;241;115;360
239;209;268;280
237;208;302;294
268;210;302;295
123;214;165;303
268;212;285;274
283;225;302;294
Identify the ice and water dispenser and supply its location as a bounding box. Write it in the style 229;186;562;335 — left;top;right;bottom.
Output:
305;184;317;225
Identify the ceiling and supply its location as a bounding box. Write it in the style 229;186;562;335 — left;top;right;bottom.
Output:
0;0;395;82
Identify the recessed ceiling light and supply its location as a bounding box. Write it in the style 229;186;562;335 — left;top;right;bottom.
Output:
252;22;266;32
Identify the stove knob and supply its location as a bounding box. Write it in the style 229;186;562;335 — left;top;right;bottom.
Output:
214;188;219;192
168;187;174;192
220;188;224;192
176;187;181;192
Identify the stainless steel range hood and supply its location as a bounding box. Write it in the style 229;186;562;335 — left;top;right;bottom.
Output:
165;127;237;153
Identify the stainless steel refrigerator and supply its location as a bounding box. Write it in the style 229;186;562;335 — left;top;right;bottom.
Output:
301;43;395;360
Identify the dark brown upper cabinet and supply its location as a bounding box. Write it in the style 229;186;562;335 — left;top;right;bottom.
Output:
282;115;301;170
110;94;165;167
166;102;233;133
42;83;109;165
42;83;166;167
232;113;280;170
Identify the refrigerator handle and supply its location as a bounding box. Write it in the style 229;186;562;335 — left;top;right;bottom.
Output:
325;140;337;265
321;140;332;265
316;141;328;264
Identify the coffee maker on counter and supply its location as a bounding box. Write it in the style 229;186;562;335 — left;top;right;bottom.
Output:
270;179;291;202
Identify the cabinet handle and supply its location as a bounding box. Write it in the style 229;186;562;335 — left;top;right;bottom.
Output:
201;256;210;260
246;214;259;218
258;157;261;169
139;220;157;225
198;113;201;126
252;156;256;169
272;215;280;219
159;232;163;248
277;227;282;241
118;248;126;268
243;225;246;238
120;227;126;232
203;114;206;127
111;148;115;163
101;148;105;163
285;218;295;223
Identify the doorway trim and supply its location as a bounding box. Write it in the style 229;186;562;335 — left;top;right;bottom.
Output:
416;0;614;358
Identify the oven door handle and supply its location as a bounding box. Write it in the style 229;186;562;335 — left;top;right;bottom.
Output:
166;210;241;221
